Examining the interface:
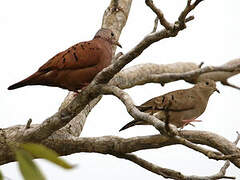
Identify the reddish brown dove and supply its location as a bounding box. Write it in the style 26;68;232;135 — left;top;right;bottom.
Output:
8;28;121;92
119;79;219;131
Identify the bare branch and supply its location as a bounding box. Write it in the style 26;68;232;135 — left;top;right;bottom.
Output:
205;131;240;180
21;0;205;142
221;80;240;90
234;131;240;144
185;15;195;23
101;85;178;135
114;153;186;179
178;0;204;29
59;96;102;137
109;62;199;89
180;130;240;168
146;0;172;30
25;119;32;130
3;1;240;179
109;58;240;90
42;0;204;141
197;58;240;86
148;63;240;85
114;153;235;180
152;17;159;33
174;136;240;161
101;85;240;163
57;0;132;137
94;0;204;85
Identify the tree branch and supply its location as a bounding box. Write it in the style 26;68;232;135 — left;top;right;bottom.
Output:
3;1;240;179
101;85;240;163
101;85;178;135
109;58;240;90
146;0;172;30
94;0;203;84
13;0;204;143
114;153;236;180
57;0;133;137
148;63;240;85
178;0;204;28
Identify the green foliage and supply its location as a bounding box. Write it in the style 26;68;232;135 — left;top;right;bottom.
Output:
14;143;74;180
0;170;3;180
20;143;74;169
16;149;45;180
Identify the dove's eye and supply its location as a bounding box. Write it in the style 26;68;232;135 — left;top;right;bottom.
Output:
111;32;114;37
205;82;209;85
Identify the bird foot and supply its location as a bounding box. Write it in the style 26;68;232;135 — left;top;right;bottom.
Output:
182;119;202;127
73;91;79;97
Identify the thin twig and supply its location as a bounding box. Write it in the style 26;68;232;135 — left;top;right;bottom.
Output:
221;80;240;90
174;136;240;161
25;119;32;130
148;64;240;84
111;152;235;179
101;85;240;162
178;0;204;29
146;0;172;30
152;16;159;33
101;85;178;135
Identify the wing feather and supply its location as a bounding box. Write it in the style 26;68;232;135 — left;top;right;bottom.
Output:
39;40;101;72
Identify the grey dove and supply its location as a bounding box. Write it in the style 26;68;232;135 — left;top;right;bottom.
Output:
119;79;219;131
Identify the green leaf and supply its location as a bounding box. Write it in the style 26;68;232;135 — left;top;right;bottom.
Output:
20;143;73;169
16;149;45;180
0;169;3;180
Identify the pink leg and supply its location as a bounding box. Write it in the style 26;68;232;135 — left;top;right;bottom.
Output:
73;91;79;97
182;119;202;127
72;83;90;97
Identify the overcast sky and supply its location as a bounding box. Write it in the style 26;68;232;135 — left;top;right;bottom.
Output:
1;0;240;179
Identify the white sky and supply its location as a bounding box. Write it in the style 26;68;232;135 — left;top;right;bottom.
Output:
1;0;240;179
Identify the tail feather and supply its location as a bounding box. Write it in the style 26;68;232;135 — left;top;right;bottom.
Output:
8;81;27;90
8;72;40;90
119;120;145;131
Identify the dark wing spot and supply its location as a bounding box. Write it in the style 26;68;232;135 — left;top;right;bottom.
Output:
73;52;78;62
62;57;66;63
81;44;85;50
171;95;174;100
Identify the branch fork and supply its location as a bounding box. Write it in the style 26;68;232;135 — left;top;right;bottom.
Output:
3;0;240;179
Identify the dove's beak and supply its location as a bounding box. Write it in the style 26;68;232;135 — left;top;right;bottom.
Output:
114;41;122;48
215;88;220;93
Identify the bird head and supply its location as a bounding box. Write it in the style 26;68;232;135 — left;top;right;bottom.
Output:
94;28;122;48
196;79;220;95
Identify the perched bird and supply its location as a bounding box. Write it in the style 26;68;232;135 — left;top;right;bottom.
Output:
8;28;121;92
119;79;219;131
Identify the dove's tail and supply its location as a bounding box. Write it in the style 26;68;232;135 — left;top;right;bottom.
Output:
8;80;29;90
8;72;41;90
119;120;146;131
